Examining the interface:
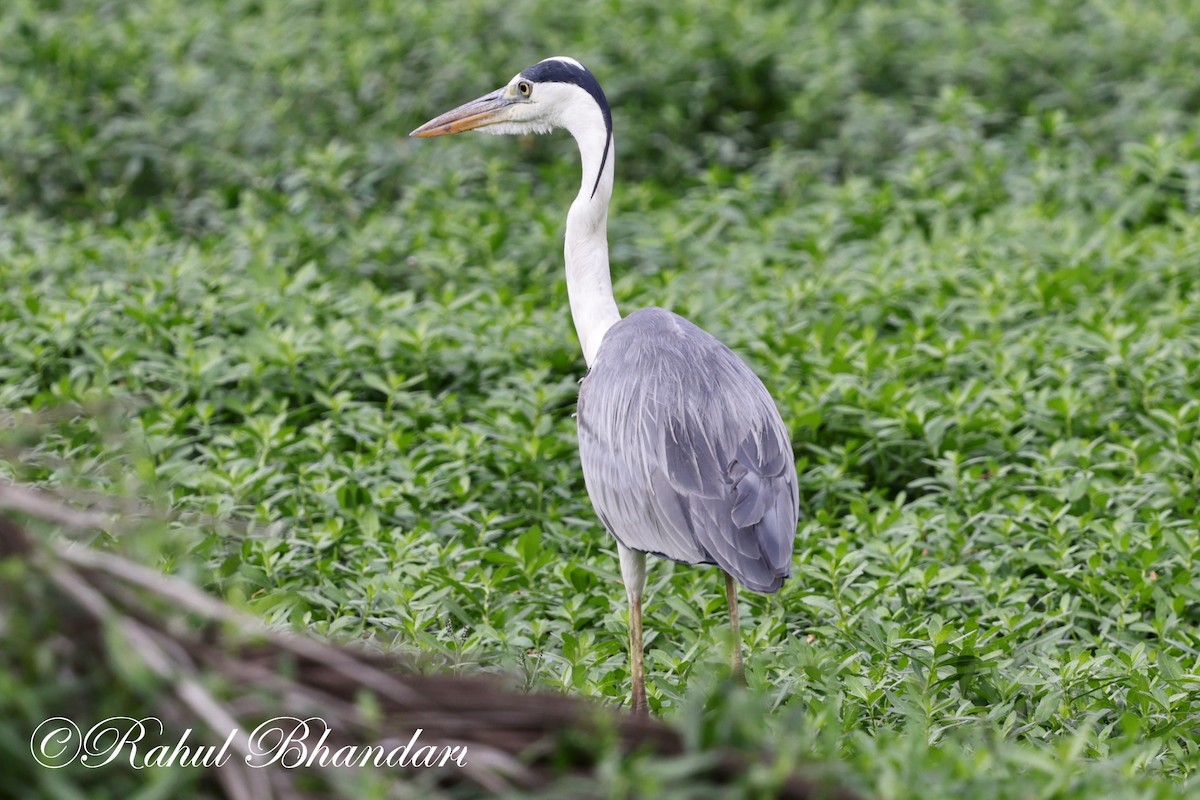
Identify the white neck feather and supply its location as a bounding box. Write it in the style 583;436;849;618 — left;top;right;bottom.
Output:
561;105;620;367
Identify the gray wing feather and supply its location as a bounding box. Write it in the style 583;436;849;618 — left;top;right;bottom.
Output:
576;307;799;594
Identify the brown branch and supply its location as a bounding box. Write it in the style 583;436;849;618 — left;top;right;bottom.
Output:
0;482;115;532
2;495;862;800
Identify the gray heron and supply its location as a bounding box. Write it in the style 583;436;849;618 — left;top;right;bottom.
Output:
411;57;798;714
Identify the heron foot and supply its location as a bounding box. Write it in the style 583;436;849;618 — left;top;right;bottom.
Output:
630;688;649;715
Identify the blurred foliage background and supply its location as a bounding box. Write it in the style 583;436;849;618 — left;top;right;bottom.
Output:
2;0;1200;797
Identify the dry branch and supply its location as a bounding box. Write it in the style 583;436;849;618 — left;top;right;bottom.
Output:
0;496;860;800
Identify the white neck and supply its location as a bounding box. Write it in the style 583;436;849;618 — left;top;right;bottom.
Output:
562;112;620;367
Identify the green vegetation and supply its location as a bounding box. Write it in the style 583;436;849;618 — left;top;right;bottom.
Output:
3;0;1200;797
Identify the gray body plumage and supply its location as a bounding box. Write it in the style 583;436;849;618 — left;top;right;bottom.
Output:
577;307;799;593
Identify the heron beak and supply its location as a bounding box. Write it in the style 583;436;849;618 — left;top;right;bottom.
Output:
409;88;514;137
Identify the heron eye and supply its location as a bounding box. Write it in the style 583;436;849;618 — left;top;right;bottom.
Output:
517;81;532;97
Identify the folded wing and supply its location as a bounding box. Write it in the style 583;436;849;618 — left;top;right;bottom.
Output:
576;307;798;593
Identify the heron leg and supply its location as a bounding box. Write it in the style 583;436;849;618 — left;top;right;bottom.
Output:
629;596;647;714
724;571;745;684
618;543;648;714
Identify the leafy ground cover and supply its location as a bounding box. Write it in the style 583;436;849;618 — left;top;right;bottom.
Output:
2;0;1200;797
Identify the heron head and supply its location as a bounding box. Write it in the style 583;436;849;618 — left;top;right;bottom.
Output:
410;57;611;141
